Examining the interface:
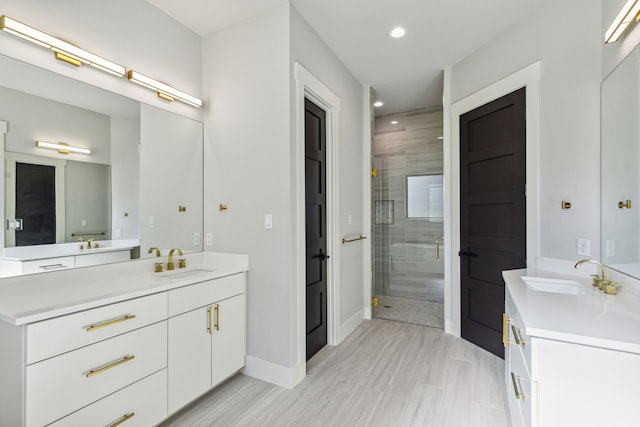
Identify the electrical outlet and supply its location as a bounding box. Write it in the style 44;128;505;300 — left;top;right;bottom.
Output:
114;229;122;238
206;233;213;246
194;232;201;246
577;238;590;256
606;239;615;258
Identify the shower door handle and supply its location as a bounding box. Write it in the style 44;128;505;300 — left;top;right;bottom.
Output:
315;250;330;261
435;241;440;261
458;250;478;257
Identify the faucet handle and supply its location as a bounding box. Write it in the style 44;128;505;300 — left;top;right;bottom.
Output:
590;274;602;288
604;280;618;295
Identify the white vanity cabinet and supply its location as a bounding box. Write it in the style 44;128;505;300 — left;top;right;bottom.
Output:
1;248;131;276
167;273;246;414
504;271;640;427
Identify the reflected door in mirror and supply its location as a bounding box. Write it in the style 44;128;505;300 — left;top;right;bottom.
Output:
15;162;56;246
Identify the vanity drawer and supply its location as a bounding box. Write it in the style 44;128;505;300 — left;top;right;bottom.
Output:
75;250;131;267
168;273;245;316
25;321;167;427
506;293;532;374
509;343;535;427
49;369;167;427
21;256;75;274
26;292;167;364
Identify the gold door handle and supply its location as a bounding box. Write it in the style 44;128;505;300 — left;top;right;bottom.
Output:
110;412;136;427
86;355;135;378
502;313;511;347
619;199;632;209
207;306;213;335
435;241;440;261
86;315;136;332
214;303;220;331
511;324;526;346
511;372;525;400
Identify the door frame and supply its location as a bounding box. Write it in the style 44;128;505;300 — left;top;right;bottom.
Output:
293;62;341;382
445;62;541;337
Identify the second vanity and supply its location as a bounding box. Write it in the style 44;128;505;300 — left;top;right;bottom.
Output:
503;268;640;427
0;251;248;427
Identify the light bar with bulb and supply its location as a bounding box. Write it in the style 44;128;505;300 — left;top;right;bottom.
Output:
605;0;640;43
128;70;203;107
0;15;125;76
36;141;91;155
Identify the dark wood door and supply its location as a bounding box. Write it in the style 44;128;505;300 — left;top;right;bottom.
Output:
305;98;328;360
460;88;527;358
15;162;56;246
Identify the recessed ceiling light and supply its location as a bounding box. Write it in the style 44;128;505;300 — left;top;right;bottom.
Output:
373;100;384;107
390;120;399;125
389;26;408;39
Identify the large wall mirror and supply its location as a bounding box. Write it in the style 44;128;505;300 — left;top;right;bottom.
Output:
602;44;640;279
0;53;203;273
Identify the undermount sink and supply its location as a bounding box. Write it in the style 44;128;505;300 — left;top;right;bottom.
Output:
161;268;215;281
521;276;585;295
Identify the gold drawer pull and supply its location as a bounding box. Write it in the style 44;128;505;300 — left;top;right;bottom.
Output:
86;355;135;378
502;313;511;347
214;303;220;331
511;324;526;346
511;372;525;400
207;306;213;334
87;315;136;332
110;412;135;427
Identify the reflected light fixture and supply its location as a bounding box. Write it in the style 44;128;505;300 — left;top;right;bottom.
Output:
36;141;91;155
0;15;126;76
390;120;399;125
127;70;203;108
373;100;384;107
605;0;640;43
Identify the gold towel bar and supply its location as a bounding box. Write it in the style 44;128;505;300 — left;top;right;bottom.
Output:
71;231;106;237
342;235;367;244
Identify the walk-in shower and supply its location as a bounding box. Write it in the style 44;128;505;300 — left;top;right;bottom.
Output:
372;107;444;328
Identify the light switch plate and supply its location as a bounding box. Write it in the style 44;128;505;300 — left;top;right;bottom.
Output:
264;214;273;229
149;216;155;228
577;238;590;256
206;233;213;246
606;239;615;258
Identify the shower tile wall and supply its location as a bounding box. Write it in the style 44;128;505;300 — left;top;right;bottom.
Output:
373;108;444;304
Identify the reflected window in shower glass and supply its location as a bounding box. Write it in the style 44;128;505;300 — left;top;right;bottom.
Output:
407;174;443;221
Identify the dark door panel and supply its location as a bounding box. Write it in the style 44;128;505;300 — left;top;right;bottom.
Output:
15;162;56;246
460;87;527;358
305;98;328;360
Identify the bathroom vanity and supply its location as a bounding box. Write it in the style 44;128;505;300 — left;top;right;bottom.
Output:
0;251;248;427
503;268;640;427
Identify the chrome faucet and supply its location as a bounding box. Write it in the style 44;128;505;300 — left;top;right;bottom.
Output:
167;248;183;270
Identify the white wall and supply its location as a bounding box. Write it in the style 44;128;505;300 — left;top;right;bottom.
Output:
450;0;602;261
202;5;294;371
0;0;202;121
111;117;140;241
290;6;366;338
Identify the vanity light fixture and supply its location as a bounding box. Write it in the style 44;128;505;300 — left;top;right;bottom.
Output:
127;70;203;108
0;15;126;76
36;141;91;155
605;0;640;43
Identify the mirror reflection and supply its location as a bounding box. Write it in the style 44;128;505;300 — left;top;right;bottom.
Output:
0;53;203;275
601;44;640;279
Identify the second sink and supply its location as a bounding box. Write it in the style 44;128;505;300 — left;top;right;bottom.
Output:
521;276;585;295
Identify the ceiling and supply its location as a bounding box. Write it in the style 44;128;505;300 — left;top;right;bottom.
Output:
147;0;551;116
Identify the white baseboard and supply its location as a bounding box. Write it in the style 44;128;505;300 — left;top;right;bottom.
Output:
338;309;364;343
363;306;372;320
241;356;305;389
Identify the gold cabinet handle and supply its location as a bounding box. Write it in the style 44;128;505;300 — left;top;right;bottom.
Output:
214;303;220;331
511;372;525;400
619;199;632;209
86;355;135;378
110;412;135;427
207;306;213;335
511;324;526;346
435;240;440;261
502;313;511;347
87;315;136;332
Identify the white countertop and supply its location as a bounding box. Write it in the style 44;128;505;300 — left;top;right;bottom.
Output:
0;251;249;326
504;268;640;354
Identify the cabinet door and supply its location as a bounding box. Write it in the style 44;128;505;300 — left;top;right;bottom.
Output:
168;307;212;414
212;294;246;386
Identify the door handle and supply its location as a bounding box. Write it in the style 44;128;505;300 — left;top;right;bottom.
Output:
458;250;478;257
314;251;330;261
